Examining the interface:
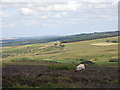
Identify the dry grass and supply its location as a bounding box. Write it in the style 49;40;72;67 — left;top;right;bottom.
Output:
90;42;118;46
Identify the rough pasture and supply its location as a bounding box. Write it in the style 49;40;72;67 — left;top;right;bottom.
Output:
2;64;118;88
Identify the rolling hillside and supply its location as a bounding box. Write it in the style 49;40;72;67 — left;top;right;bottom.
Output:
2;36;119;88
2;36;119;66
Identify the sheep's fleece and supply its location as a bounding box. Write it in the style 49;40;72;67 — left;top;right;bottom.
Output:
76;64;85;71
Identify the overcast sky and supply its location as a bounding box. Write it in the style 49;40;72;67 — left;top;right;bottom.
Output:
1;0;119;38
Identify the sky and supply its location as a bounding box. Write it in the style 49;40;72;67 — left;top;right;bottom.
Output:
0;0;119;38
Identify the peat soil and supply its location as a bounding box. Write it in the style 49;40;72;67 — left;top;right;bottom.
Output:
2;65;118;88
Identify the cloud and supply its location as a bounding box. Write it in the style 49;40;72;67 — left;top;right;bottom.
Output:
93;3;113;9
38;1;81;11
82;0;119;4
23;20;38;26
1;0;71;3
87;0;108;3
1;0;118;28
1;23;15;28
52;12;68;18
1;0;119;3
19;8;35;15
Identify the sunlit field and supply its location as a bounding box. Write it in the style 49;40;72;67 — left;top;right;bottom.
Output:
2;36;118;65
90;42;118;46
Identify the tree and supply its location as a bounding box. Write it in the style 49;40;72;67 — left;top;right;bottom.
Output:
60;44;65;49
106;40;109;42
111;40;117;43
60;45;65;48
54;43;58;46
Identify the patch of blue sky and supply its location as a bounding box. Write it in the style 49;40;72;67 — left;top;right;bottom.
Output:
4;8;17;13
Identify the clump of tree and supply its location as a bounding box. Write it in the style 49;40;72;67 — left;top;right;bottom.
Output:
53;42;65;49
54;43;58;47
2;54;11;58
60;42;65;49
76;58;86;61
80;60;95;64
76;58;95;64
79;59;84;61
106;40;119;43
60;44;65;48
109;58;120;62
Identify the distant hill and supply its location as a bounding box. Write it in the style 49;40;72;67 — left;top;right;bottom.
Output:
60;31;119;43
1;31;119;47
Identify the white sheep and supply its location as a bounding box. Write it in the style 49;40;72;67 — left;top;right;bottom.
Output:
76;64;85;71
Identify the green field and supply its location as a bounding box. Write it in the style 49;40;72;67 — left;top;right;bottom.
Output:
2;36;119;66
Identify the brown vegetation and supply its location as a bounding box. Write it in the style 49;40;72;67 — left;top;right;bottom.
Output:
2;65;118;88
